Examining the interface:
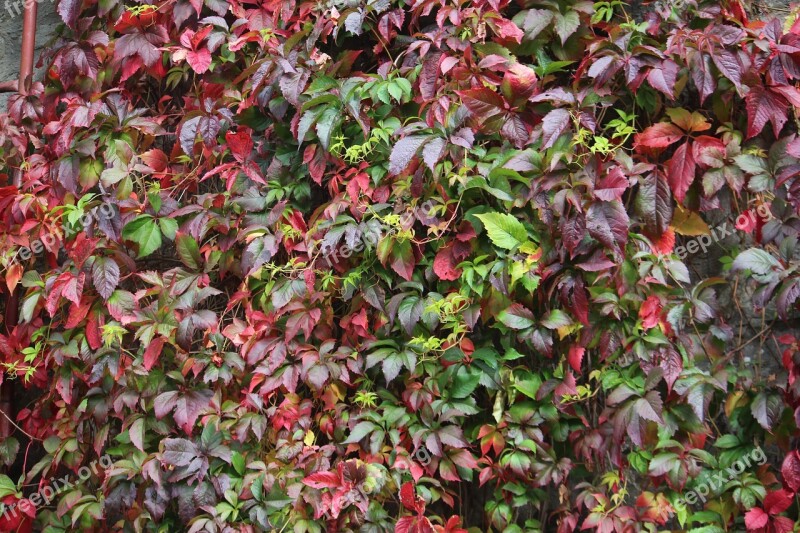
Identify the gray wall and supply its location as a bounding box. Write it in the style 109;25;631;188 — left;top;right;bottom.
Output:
0;0;60;108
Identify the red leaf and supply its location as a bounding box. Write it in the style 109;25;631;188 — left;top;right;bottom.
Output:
501;63;537;104
781;451;800;492
65;298;91;329
568;345;585;373
763;489;794;515
773;516;795;533
746;86;789;139
187;48;212;73
144;336;166;370
639;295;662;330
667;142;696;204
86;313;102;350
692;135;726;168
433;245;462;281
226;129;253;162
399;482;425;513
396;516;435;533
772;84;800;107
488;17;523;44
634;123;683;150
303;471;341;489
5;263;22;292
745;507;769;531
139;149;169;171
650;227;675;255
62;272;86;306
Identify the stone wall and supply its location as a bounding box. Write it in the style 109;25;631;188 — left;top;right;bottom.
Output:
0;0;60;108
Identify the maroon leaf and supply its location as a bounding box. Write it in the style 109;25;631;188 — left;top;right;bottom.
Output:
58;0;83;28
458;88;506;130
667;142;697;204
586;201;629;254
389;136;428;176
691;53;716;104
751;392;783;431
541;108;571;149
115;33;161;67
500;114;530;148
658;346;682;394
92;257;120;300
636;171;672;236
781;451;800;492
710;49;743;93
647;60;678;98
173;389;213;434
595;167;629;201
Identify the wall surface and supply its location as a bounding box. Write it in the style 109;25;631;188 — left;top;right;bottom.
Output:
0;0;60;108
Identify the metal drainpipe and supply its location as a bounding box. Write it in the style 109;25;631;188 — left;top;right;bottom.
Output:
0;0;39;442
19;0;38;95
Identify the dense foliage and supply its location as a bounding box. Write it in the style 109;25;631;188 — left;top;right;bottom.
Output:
0;0;799;530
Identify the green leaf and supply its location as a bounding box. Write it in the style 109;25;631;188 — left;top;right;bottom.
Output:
159;217;178;240
451;366;481;399
129;417;145;451
731;248;781;275
554;10;579;44
395;77;412;99
315;108;340;150
750;392;783;430
0;438;18;468
232;452;246;476
343;421;377;444
387;81;403;102
122;215;162;257
265;487;294;509
176;233;202;270
475;212;527;250
540;309;572;329
515;377;541;399
498;303;535;330
714;435;742;449
0;474;16;499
